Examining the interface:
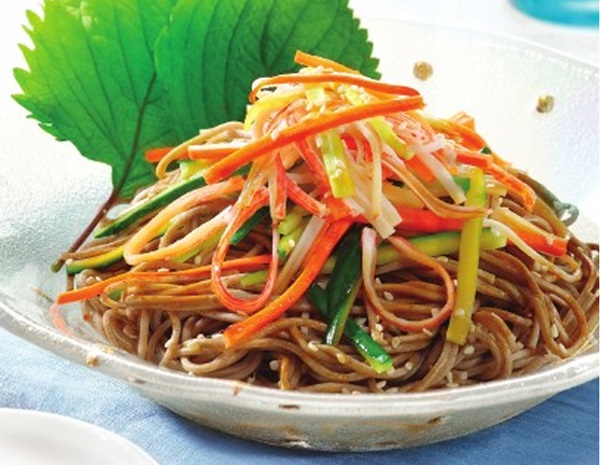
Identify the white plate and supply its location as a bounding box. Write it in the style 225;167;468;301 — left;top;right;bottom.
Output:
0;409;159;465
0;16;598;451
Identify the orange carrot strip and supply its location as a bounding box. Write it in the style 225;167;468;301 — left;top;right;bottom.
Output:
294;50;359;74
223;219;352;347
486;164;537;212
54;255;272;305
455;149;493;169
145;147;177;163
396;207;464;233
404;154;436;183
204;96;424;184
443;120;487;151
249;72;419;103
514;229;568;257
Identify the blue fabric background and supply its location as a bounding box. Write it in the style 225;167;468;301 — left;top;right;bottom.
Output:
0;327;597;465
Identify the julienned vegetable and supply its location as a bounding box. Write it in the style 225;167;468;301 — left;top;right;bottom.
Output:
446;168;487;345
307;283;393;374
52;51;598;393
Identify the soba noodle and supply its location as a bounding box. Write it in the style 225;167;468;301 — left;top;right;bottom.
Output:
57;52;599;393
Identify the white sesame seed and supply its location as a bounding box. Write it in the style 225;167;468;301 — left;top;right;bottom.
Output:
391;337;401;348
454;308;466;317
336;353;348;364
383;291;394;301
404;361;414;371
376;380;387;389
463;345;475;355
308;341;319;352
375;323;384;332
550;324;559;339
269;360;280;371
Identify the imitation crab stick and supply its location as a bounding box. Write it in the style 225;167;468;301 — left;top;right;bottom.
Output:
211;188;280;314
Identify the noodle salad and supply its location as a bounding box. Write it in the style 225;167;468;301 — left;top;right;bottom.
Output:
53;51;598;393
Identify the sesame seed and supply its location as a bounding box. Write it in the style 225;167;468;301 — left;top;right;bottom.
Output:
85;353;99;367
376;380;387;389
454;308;466;317
375;323;384;332
383;291;394;301
269;360;280;371
391;337;401;348
550;324;559;339
308;341;319;352
404;361;414;371
336;353;348;364
463;345;475;355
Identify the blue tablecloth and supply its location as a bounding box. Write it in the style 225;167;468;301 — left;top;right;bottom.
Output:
0;327;597;465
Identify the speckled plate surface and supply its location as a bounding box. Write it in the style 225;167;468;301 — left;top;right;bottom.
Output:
0;19;598;451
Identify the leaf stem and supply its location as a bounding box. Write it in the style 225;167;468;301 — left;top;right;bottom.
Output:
51;188;119;272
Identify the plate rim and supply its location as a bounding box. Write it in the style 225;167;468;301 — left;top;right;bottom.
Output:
0;15;598;421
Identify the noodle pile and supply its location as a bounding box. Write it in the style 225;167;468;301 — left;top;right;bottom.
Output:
57;52;599;393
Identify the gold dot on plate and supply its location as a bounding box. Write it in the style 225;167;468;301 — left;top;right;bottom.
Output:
536;95;555;113
413;61;433;81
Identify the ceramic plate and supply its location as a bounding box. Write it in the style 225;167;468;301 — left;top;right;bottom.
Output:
0;17;597;451
0;409;159;465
